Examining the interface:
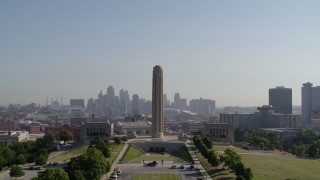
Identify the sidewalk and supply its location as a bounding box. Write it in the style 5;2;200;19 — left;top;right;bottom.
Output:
185;140;212;180
101;142;129;180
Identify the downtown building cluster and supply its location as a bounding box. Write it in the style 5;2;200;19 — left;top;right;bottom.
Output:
85;87;216;119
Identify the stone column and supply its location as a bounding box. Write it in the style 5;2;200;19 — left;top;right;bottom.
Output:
152;65;164;138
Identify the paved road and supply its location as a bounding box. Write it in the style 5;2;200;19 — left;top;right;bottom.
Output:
118;166;198;180
0;165;43;180
186;140;212;180
101;142;129;180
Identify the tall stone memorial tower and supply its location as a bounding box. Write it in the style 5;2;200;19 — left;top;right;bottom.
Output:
152;65;164;138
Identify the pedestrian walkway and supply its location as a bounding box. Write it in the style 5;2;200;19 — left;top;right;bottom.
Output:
101;142;129;180
185;140;212;180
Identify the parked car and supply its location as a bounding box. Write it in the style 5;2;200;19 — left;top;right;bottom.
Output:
145;161;157;167
189;165;194;169
180;165;184;169
171;165;176;169
35;166;44;170
111;174;118;180
116;170;121;176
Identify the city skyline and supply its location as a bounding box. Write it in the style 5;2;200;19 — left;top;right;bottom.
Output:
1;1;320;106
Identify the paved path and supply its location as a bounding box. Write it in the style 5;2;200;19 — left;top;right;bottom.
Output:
101;142;129;180
185;140;212;180
0;164;41;180
119;166;198;180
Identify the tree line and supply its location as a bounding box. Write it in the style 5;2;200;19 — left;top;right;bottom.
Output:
6;128;123;180
32;136;123;180
193;135;253;180
237;128;320;158
236;128;280;150
283;129;320;158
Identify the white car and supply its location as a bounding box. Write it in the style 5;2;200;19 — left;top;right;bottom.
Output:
111;174;118;180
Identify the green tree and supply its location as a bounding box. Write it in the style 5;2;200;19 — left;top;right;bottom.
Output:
207;150;219;166
35;155;47;166
3;147;16;167
202;137;213;149
58;129;73;141
90;136;111;158
233;163;253;180
26;154;34;164
37;168;69;180
38;148;48;158
43;132;55;150
10;165;25;180
113;137;121;145
15;154;27;165
0;156;7;170
65;147;110;180
220;148;241;169
70;170;86;180
236;176;246;180
308;141;320;158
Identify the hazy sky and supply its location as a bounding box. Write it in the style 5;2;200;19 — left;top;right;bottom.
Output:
1;1;320;106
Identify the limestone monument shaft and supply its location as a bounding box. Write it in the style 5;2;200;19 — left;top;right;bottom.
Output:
152;65;164;138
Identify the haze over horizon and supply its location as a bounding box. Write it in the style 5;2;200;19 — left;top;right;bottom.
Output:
1;1;320;106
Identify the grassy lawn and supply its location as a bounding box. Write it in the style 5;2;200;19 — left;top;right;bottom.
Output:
107;143;125;164
120;145;144;163
48;143;125;164
241;154;320;180
131;153;184;164
48;145;89;163
212;145;320;180
132;174;182;180
213;145;249;153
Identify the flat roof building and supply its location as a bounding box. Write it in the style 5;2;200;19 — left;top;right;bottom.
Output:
80;122;114;142
220;105;301;129
269;86;292;114
202;123;234;143
0;131;29;146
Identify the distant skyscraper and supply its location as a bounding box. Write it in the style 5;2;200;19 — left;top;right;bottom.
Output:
301;82;320;125
152;65;164;138
269;86;292;114
119;89;129;114
119;89;126;102
172;93;181;109
70;99;85;109
87;98;94;112
163;94;170;107
132;94;140;115
190;98;215;116
106;86;115;108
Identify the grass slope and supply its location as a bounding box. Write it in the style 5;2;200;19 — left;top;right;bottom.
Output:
48;143;125;164
131;153;184;164
214;145;320;180
132;174;182;180
120;145;144;163
171;145;193;163
48;145;88;163
107;144;125;164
